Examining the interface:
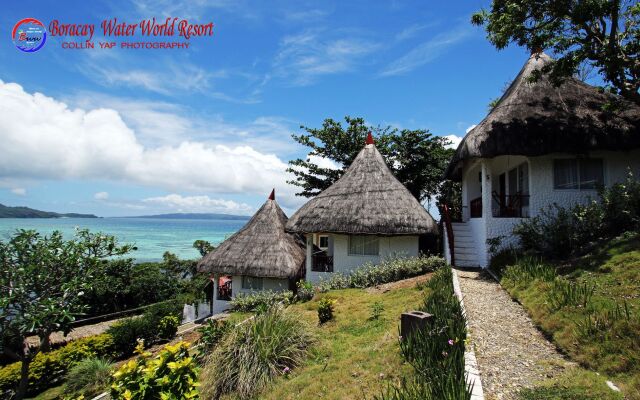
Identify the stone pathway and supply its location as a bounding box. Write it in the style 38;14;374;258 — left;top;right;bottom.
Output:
456;269;573;400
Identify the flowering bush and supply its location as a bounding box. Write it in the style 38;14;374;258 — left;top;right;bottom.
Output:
110;340;199;400
295;280;315;302
157;316;180;340
317;298;336;324
229;290;294;312
317;255;445;292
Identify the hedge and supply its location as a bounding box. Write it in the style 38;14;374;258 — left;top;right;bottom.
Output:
0;333;115;397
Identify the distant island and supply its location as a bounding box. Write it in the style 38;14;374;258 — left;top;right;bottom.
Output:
123;213;250;220
0;203;98;218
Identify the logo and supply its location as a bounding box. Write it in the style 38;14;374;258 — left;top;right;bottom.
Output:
12;18;47;52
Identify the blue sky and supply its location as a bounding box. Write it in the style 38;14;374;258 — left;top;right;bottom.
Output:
0;0;530;217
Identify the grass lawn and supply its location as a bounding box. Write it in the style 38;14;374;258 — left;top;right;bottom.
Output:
497;233;640;399
258;282;427;400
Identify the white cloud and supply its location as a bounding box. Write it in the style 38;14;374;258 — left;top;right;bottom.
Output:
308;155;340;170
94;191;109;200
142;194;253;215
10;187;26;196
0;80;296;201
465;124;477;133
274;30;381;86
443;134;463;149
380;26;471;76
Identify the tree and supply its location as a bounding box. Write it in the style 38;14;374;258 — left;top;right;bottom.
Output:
0;229;133;399
287;116;454;203
193;239;214;257
472;1;640;105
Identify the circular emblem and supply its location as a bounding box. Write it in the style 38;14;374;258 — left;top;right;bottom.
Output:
12;18;47;53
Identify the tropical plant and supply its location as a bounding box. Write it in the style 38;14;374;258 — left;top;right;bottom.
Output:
317;298;336;324
196;319;230;362
369;301;385;321
287;116;455;202
200;307;314;399
0;229;133;399
193;239;214;257
295;280;315;302
63;357;114;398
229;290;294;312
157;316;180;341
472;1;640;105
110;341;199;400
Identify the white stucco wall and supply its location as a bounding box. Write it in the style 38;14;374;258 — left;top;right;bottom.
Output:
459;150;640;267
306;234;420;283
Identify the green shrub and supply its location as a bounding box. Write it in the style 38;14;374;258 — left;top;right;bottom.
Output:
0;333;115;397
547;279;596;311
502;258;557;284
110;341;199;400
157;316;180;340
369;301;384;320
295;280;315;302
63;357;114;398
196;319;230;361
317;298;336;324
317;255;445;291
229;290;294;312
107;301;182;357
200;306;314;399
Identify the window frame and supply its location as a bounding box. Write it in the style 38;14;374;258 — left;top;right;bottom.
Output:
348;235;379;256
318;235;329;249
553;158;604;190
241;275;263;290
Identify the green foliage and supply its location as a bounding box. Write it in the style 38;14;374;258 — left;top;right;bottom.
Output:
295;280;315;302
376;266;471;400
472;1;640;104
547;280;596;312
200;307;314;399
63;357;114;398
317;255;446;291
287;116;455;202
107;301;182;357
369;301;384;320
229;290;294;312
157;316;180;341
515;173;640;259
0;334;115;397
110;341;199;400
0;229;133;398
317;298;336;324
193;240;214;257
195;320;230;362
502;258;557;283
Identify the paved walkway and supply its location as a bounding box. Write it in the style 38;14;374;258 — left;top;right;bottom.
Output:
456;269;573;400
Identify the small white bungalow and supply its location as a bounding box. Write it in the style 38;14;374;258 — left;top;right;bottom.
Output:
286;133;438;283
443;53;640;268
197;190;306;313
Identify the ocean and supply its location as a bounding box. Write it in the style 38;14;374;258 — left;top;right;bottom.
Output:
0;217;247;262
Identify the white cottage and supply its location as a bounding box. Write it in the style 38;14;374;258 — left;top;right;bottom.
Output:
197;190;306;313
443;53;640;268
286;133;438;283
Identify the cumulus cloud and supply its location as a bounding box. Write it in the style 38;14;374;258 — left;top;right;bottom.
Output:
142;194;253;215
0;80;294;200
94;191;109;200
443;134;463;149
10;187;26;196
465;124;477;133
307;154;340;170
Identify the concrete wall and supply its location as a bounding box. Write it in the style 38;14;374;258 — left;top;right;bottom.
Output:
306;234;420;283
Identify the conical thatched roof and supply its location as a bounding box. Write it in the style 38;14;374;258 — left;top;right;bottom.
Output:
445;52;640;181
286;136;437;235
198;191;306;279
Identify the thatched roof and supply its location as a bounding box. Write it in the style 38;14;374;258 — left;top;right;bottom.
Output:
197;190;306;279
286;135;437;235
445;52;640;181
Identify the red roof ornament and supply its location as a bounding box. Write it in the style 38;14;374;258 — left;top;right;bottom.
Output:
365;131;374;145
268;188;275;200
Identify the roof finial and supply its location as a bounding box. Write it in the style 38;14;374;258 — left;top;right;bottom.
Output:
366;131;374;145
268;188;275;200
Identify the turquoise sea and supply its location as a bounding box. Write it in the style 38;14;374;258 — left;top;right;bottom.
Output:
0;217;247;262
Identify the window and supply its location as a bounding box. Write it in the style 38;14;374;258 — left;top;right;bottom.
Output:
241;276;263;290
318;235;329;249
553;159;603;190
348;235;379;256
